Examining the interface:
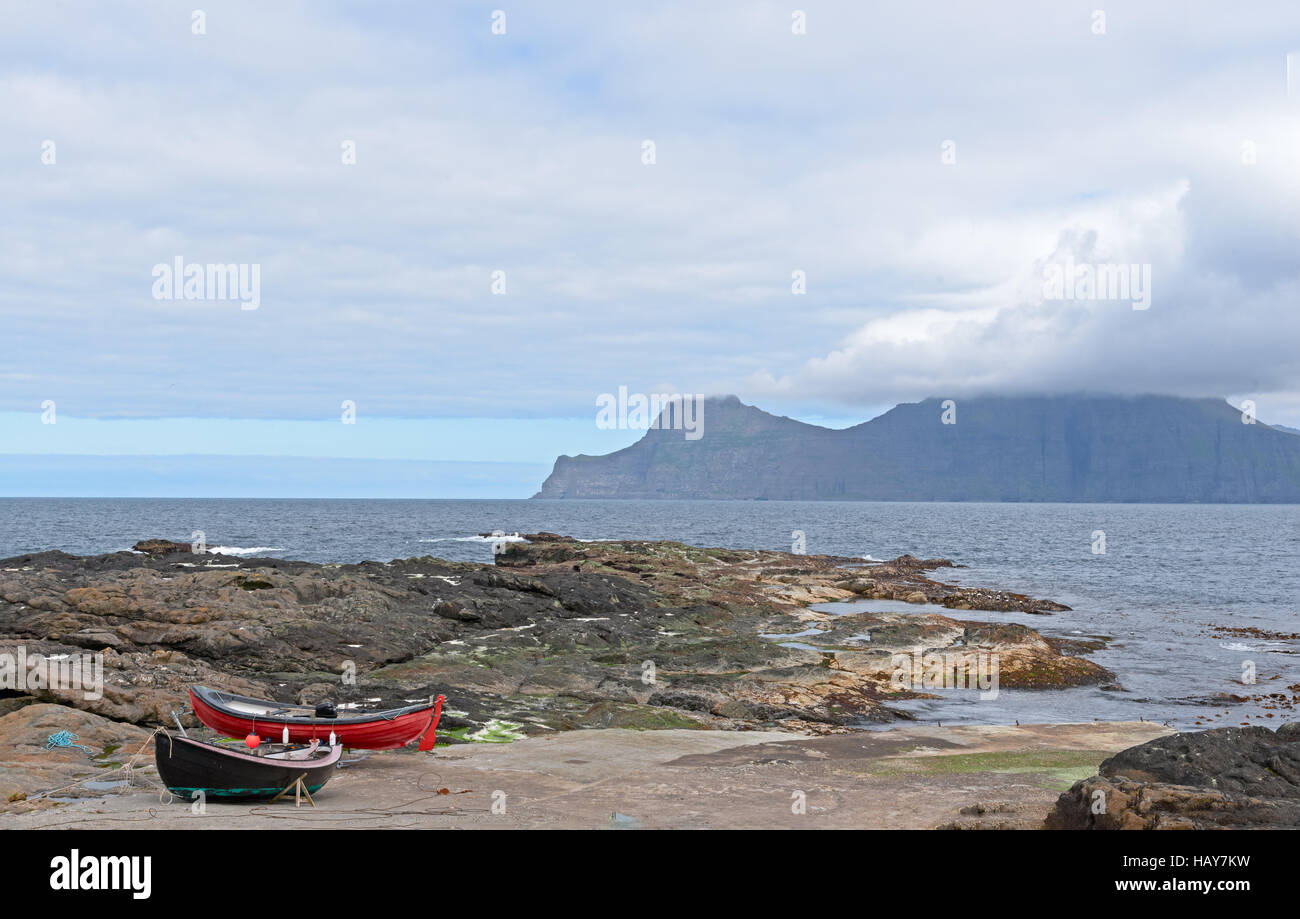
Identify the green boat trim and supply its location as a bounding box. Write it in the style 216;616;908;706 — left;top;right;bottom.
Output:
166;784;327;798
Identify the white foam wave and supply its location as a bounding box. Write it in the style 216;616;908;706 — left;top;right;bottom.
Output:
1220;642;1257;652
207;546;285;556
418;534;526;544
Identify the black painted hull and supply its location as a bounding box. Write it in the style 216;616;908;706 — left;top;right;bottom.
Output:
154;733;341;800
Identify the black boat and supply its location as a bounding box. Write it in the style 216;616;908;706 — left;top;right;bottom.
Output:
154;732;342;801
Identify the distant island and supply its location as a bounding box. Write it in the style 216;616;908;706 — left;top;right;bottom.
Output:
535;394;1300;502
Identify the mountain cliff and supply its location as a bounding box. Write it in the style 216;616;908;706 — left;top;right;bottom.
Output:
534;395;1300;502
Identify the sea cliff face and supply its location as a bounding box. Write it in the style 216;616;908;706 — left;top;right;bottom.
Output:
534;394;1300;502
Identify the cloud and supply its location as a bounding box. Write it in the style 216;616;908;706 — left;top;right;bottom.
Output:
749;135;1300;417
4;1;1300;428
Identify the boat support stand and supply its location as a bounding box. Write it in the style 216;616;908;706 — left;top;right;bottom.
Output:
269;772;315;808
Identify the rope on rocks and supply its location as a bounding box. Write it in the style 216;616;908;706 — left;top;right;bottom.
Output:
45;730;94;755
28;727;165;801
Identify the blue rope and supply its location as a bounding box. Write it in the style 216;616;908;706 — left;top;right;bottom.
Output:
46;730;94;755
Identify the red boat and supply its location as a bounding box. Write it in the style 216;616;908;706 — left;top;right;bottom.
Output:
190;686;445;751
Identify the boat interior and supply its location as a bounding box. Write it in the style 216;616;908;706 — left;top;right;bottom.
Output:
203;737;332;761
223;698;323;719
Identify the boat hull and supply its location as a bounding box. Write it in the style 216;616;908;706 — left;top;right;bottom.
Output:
154;734;341;800
190;687;443;751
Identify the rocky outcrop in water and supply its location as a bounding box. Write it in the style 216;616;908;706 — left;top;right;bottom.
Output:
1045;724;1300;829
132;539;200;557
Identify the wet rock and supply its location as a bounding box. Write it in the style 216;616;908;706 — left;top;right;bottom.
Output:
131;539;197;556
883;554;956;570
960;622;1114;689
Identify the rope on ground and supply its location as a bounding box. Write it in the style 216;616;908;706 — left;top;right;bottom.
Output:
241;770;470;823
19;810;164;829
29;726;166;801
45;730;93;755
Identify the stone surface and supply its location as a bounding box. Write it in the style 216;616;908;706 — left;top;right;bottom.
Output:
1045;724;1300;829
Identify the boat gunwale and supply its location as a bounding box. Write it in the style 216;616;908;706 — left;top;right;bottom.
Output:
193;685;434;725
162;732;343;769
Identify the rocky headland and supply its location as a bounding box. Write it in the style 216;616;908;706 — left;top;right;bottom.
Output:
535;394;1300;502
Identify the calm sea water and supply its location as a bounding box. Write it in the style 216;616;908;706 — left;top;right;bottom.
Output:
1;498;1296;730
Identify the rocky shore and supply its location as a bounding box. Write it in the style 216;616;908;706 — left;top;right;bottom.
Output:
8;532;1287;828
0;535;1104;722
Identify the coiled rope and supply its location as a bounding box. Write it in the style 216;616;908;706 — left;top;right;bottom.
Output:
45;730;93;755
29;727;166;801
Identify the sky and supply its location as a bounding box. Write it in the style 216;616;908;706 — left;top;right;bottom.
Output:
3;1;1300;495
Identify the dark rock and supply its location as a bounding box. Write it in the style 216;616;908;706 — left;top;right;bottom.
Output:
647;690;723;713
131;539;197;556
887;554;955;570
295;682;335;705
470;569;555;596
1045;725;1300;829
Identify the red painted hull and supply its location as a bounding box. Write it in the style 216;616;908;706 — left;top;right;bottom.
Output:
190;689;442;751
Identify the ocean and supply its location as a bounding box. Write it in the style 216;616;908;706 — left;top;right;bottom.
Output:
1;497;1296;731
